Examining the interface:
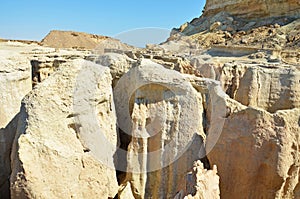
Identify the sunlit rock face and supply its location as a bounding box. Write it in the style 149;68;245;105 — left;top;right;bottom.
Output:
203;0;300;19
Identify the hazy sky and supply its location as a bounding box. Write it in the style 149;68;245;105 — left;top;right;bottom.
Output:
0;0;205;46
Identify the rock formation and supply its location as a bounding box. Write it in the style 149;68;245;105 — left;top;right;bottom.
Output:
10;60;119;198
220;63;300;113
203;0;300;19
0;0;300;198
174;161;220;199
114;59;206;198
0;44;32;198
208;104;300;198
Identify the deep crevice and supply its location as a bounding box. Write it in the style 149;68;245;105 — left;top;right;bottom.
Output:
114;128;132;185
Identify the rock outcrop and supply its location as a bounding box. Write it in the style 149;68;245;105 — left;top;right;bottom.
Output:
30;47;88;85
208;103;300;198
220;63;300;113
10;60;119;198
0;45;32;198
203;0;300;19
0;47;32;128
114;59;207;198
1;0;300;198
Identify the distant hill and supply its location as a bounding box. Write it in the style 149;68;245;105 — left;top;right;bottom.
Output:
41;30;130;50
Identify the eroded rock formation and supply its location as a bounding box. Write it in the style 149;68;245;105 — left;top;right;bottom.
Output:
10;60;119;198
220;63;300;113
0;0;300;198
208;104;300;198
114;60;207;198
174;161;220;199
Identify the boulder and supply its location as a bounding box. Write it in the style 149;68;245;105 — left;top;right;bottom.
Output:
10;60;119;198
90;53;136;87
114;59;206;198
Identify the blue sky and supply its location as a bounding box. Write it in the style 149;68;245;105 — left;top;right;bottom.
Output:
0;0;205;45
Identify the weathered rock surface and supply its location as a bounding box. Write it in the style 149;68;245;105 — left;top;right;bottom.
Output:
208;102;300;198
114;59;206;198
203;0;300;19
0;48;31;128
1;0;300;197
10;60;119;198
88;53;136;87
220;63;300;113
0;46;32;198
30;48;88;84
174;161;220;199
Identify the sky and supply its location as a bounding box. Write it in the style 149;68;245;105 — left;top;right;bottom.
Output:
0;0;205;46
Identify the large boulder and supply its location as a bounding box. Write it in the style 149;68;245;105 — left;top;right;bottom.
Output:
114;59;206;198
10;60;119;198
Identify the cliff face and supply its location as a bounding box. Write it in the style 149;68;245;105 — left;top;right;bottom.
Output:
203;0;300;19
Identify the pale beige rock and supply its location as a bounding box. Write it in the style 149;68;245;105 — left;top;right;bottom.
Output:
209;21;222;32
114;59;206;198
30;48;88;84
220;63;300;113
207;100;300;198
0;49;31;128
190;58;217;79
118;182;135;199
91;53;136;87
10;60;119;199
0;46;32;198
174;161;220;199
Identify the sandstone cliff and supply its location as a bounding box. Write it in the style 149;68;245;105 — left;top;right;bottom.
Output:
203;0;300;19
